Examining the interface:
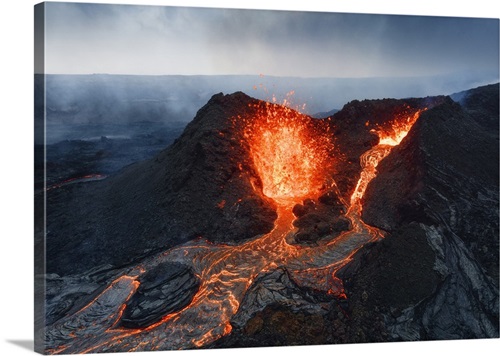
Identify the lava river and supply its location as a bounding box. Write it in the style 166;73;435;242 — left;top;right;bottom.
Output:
45;104;425;354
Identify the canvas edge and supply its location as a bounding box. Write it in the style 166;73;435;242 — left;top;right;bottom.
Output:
34;2;47;354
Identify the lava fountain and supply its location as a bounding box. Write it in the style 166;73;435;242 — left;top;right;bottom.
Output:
243;97;332;203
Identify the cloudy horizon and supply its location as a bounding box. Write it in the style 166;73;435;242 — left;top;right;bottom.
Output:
38;2;499;81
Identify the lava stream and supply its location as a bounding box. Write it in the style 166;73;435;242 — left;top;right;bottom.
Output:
45;106;425;354
46;203;300;353
46;174;107;191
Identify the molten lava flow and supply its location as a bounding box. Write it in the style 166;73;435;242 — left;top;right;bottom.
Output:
46;174;107;191
349;108;426;215
375;110;423;146
243;99;331;201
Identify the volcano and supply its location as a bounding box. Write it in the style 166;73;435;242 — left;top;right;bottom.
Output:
36;84;499;353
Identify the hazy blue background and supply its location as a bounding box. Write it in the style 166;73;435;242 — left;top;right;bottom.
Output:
42;3;499;79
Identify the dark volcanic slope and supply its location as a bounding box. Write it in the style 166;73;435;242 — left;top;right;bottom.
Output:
45;92;279;276
358;84;499;339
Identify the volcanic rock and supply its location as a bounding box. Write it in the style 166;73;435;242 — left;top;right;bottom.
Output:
45;92;279;276
290;190;350;244
214;268;344;347
214;265;386;347
358;84;499;339
121;262;200;328
363;86;499;280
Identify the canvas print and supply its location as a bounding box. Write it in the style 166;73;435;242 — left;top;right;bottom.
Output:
34;2;499;354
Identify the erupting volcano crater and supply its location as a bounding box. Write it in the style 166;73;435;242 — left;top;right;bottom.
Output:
40;85;499;353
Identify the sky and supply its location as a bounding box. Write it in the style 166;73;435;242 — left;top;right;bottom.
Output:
40;2;499;79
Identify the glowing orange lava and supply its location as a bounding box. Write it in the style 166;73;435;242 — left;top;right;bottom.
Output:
349;108;426;215
244;98;331;201
374;109;424;146
46;174;107;191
